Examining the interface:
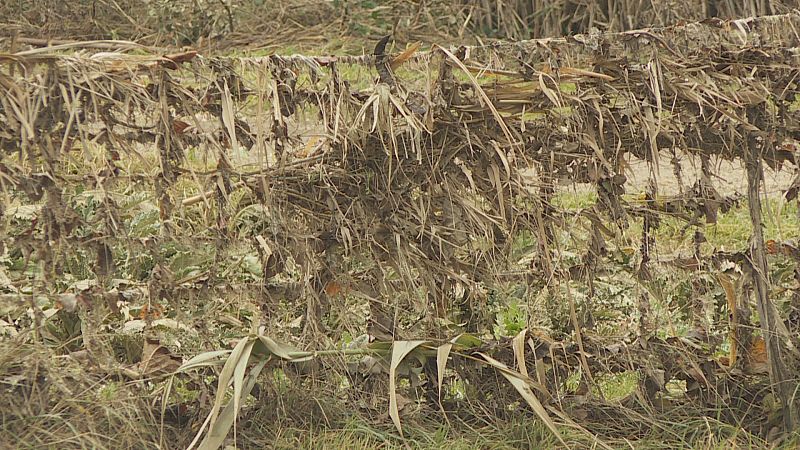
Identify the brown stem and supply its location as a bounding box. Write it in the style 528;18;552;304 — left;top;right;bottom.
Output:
745;135;798;431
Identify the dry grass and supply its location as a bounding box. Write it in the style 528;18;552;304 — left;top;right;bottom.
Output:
3;1;798;50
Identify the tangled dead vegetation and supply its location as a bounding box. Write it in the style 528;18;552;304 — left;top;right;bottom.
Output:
2;10;800;449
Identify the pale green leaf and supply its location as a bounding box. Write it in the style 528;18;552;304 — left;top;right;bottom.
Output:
210;337;254;427
178;350;232;372
451;333;482;349
256;335;302;360
198;359;268;450
232;339;254;420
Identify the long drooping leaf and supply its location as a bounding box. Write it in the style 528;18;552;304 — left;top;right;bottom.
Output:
232;339;253;423
256;335;301;360
436;343;452;404
478;352;566;447
512;328;529;378
198;359;269;450
178;350;232;372
451;333;482;349
206;337;255;441
389;340;428;436
221;80;239;154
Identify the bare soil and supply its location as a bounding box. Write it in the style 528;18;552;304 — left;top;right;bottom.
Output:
623;155;797;196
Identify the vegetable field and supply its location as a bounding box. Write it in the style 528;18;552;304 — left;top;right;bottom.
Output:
2;2;800;448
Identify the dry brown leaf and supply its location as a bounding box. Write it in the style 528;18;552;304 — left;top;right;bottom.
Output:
136;339;182;378
390;42;421;70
